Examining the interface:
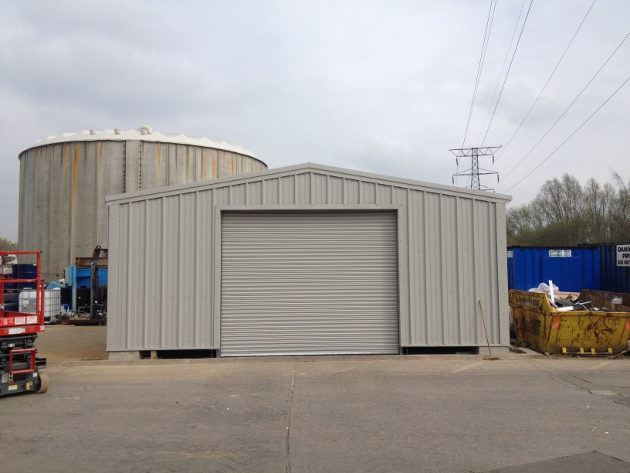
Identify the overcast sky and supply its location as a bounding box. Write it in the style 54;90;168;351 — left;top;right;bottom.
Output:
1;0;629;240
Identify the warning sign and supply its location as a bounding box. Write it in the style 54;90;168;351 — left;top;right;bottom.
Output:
617;244;630;267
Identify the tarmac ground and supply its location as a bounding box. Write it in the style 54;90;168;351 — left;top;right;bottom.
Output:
1;325;629;473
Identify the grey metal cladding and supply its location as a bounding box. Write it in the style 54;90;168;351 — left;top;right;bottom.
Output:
106;163;510;351
220;211;399;356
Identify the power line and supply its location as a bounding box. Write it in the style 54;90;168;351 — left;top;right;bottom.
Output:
495;0;597;161
504;72;630;193
480;0;534;147
461;0;497;147
476;0;528;145
500;29;630;181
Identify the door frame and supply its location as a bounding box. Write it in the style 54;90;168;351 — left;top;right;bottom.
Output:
213;205;404;355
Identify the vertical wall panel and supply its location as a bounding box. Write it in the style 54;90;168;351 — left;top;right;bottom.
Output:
247;181;262;205
264;179;279;205
214;187;230;205
329;176;344;204
110;203;130;350
312;173;328;204
280;175;295;204
345;179;360;204
197;190;214;347
127;201;146;348
179;193;197;347
296;173;311;204
407;190;425;345
230;184;246;205
162;196;179;348
361;182;377;204
106;205;122;350
495;203;509;345
144;198;163;348
376;184;392;205
392;187;408;346
440;195;459;344
424;193;442;344
457;198;476;344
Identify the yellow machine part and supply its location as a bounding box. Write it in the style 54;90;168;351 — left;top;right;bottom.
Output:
509;290;630;355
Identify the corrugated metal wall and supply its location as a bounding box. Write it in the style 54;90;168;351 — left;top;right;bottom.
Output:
107;164;510;352
599;244;630;292
507;247;600;292
18;140;266;279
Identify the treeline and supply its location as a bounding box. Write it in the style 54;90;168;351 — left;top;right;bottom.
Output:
507;173;630;246
0;237;17;251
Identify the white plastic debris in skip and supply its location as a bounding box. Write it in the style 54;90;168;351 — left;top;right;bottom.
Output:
19;288;61;323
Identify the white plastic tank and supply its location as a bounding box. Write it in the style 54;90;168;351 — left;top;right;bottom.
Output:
19;288;61;324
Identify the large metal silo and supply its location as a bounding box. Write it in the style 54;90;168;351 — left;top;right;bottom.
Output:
18;126;267;279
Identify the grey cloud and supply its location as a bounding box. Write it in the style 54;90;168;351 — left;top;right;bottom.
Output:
1;0;629;240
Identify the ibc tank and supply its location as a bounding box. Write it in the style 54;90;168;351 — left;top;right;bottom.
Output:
18;126;267;279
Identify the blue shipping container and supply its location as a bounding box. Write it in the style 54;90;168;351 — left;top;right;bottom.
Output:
75;268;108;288
599;244;630;292
507;247;600;292
5;264;38;291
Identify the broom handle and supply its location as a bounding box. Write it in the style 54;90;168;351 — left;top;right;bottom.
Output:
478;300;492;357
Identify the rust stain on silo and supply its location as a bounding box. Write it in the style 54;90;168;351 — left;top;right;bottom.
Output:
201;149;205;179
62;144;69;180
98;142;103;168
34;148;40;180
231;156;235;175
211;151;216;178
72;144;80;209
156;143;161;170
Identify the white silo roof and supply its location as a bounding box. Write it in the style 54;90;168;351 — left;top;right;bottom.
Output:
32;126;258;158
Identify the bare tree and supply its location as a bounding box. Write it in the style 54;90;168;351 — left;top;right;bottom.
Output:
0;237;17;251
507;172;627;246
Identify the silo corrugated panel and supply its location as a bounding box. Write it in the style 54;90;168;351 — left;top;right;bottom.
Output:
18;132;266;279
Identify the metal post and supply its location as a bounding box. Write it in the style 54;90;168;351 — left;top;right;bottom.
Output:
69;265;77;313
90;262;96;319
471;147;480;189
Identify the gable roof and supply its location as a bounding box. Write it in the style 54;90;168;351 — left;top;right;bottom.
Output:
105;162;511;204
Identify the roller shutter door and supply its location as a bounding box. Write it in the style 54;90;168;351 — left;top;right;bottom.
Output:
220;211;399;356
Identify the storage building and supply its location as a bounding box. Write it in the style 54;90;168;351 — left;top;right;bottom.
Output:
106;163;511;356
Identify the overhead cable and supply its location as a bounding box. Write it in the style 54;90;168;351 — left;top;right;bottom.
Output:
495;0;597;161
504;72;630;192
500;29;630;181
461;0;497;147
476;0;528;145
480;0;534;146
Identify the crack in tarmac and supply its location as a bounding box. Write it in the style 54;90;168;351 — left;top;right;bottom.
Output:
527;359;630;408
